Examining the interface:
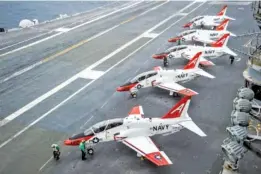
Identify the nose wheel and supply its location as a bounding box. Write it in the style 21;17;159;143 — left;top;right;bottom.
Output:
87;148;94;155
131;92;137;98
163;58;169;67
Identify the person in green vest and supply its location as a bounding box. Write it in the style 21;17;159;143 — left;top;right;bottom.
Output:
51;144;60;160
177;39;181;45
79;140;86;160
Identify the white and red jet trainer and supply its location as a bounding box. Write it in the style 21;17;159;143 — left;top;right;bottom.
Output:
117;52;214;98
153;33;237;67
168;18;236;44
183;5;235;29
64;96;206;166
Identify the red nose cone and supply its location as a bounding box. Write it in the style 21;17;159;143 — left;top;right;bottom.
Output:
64;139;78;146
152;53;168;59
64;136;94;146
117;86;128;92
183;22;192;28
168;37;181;42
117;83;138;92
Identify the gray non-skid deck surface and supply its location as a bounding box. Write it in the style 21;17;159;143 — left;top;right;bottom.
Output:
0;1;260;174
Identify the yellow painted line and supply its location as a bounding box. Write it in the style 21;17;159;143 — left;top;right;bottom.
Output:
42;16;137;63
121;16;136;24
42;39;89;63
42;16;137;64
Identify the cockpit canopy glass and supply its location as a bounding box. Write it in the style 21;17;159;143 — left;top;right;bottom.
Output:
180;30;196;36
84;118;124;136
167;46;188;52
191;16;204;22
130;70;158;83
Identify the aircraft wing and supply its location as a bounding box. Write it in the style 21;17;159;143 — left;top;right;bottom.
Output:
181;51;215;66
155;82;198;96
122;136;172;166
128;106;144;118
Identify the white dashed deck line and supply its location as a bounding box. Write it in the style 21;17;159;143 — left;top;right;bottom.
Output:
208;1;251;5
78;70;105;80
0;31;52;51
177;13;188;16
142;32;159;38
54;27;71;32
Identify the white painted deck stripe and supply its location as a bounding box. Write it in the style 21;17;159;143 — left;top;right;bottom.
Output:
177;13;188;16
78;70;105;80
54;27;71;32
0;31;53;51
142;32;159;38
208;1;251;5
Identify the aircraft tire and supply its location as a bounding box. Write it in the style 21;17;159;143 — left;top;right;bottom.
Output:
172;93;179;97
163;58;169;67
131;93;137;98
92;137;99;144
87;148;94;155
163;62;169;67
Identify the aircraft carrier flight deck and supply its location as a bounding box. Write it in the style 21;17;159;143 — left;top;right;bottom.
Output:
0;1;260;174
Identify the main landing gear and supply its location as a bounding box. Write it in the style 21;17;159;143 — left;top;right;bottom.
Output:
137;153;145;160
173;92;179;97
163;58;169;67
170;91;179;97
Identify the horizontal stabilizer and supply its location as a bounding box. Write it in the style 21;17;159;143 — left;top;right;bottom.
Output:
195;68;215;79
199;60;215;66
229;31;236;37
224;15;235;21
180;119;207;137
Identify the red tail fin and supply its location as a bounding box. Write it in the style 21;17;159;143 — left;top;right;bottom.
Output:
162;96;191;119
211;33;230;47
217;5;227;16
183;52;202;70
216;19;229;31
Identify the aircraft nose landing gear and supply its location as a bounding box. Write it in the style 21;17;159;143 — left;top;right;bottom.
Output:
87;148;94;155
163;58;169;67
131;92;137;98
